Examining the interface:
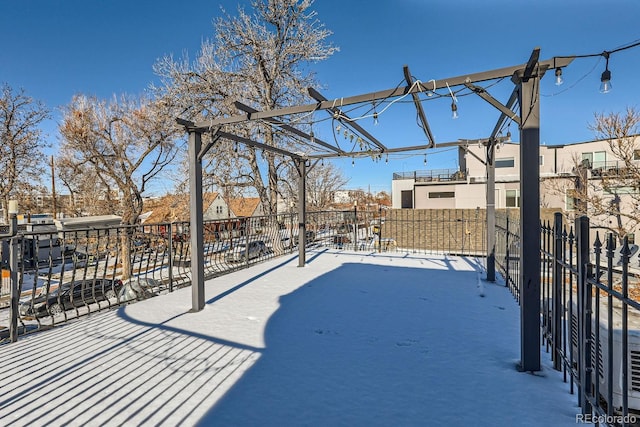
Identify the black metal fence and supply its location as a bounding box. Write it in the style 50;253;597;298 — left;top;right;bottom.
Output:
1;208;486;343
496;210;640;426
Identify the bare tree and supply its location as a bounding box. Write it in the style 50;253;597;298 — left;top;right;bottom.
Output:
59;94;181;224
0;84;50;222
281;161;348;210
56;157;115;216
59;94;182;278
547;107;640;242
153;0;338;215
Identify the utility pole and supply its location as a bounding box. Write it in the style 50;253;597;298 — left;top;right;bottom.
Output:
50;156;57;219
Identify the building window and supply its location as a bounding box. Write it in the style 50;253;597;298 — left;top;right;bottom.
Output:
428;191;455;199
565;190;575;211
496;157;515;168
634;150;640;161
539;155;544;166
506;190;520;207
581;151;606;169
401;190;413;209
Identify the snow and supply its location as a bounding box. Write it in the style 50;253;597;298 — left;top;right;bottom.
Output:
0;249;580;426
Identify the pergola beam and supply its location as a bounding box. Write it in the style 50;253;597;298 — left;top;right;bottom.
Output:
308;143;433;160
308;87;387;152
217;130;306;160
464;82;521;126
234;101;345;155
189;55;573;129
404;65;435;147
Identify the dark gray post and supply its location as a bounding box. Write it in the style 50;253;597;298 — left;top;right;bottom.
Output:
514;70;541;372
189;130;205;311
486;141;496;282
552;212;563;371
353;202;358;251
576;215;592;414
8;215;19;343
168;222;174;293
297;159;306;267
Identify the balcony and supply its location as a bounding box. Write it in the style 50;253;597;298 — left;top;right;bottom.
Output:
392;168;467;182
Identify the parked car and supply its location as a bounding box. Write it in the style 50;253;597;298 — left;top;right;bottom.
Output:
225;240;267;263
119;277;161;302
19;278;123;318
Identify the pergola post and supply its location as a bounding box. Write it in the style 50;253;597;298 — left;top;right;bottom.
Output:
188;130;205;311
297;158;307;267
514;68;542;372
486;142;496;282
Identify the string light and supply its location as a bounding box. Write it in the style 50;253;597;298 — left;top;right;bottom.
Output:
352;157;355;167
423;154;427;166
373;111;379;126
446;82;458;120
554;68;563;86
385;154;388;163
234;142;238;153
600;51;612;93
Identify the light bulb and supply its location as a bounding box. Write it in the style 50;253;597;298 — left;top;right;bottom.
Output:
600;69;612;93
423;154;427;166
352;158;355;167
554;68;563;86
373;111;379;126
451;101;458;119
385;154;388;164
600;52;612;94
506;131;511;142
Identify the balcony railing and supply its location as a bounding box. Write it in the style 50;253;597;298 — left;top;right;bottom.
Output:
392;169;467;182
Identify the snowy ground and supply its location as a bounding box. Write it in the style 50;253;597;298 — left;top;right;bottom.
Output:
0;249;579;426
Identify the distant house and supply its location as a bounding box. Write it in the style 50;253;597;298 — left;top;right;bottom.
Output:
142;193;229;224
228;197;263;218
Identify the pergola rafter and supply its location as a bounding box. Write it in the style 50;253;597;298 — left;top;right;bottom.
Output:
179;48;574;373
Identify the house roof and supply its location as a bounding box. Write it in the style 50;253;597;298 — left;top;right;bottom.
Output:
143;193;219;224
228;197;261;217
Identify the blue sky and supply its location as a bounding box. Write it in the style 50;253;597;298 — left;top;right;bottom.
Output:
2;0;640;195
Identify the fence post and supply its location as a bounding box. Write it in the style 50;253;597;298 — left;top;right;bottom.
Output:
576;215;592;415
552;212;563;371
353;203;358;251
505;213;510;289
1;213;19;343
168;223;174;293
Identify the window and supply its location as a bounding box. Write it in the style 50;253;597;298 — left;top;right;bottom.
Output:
401;190;413;209
593;151;606;169
496;157;515;168
428;191;455;199
506;190;520;207
539;155;544;166
634;150;640;161
581;151;606;169
565;192;575;211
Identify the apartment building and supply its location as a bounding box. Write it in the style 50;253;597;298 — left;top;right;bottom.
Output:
391;136;640;215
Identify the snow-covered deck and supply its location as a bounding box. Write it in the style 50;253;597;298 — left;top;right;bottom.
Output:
0;249;578;426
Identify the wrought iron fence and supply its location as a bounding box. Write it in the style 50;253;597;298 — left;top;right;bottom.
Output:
1;208;486;343
497;209;640;426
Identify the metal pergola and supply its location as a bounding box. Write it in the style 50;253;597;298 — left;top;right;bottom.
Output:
178;48;573;372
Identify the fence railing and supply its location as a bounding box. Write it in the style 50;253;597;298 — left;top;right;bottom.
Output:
0;208;486;343
497;210;640;426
